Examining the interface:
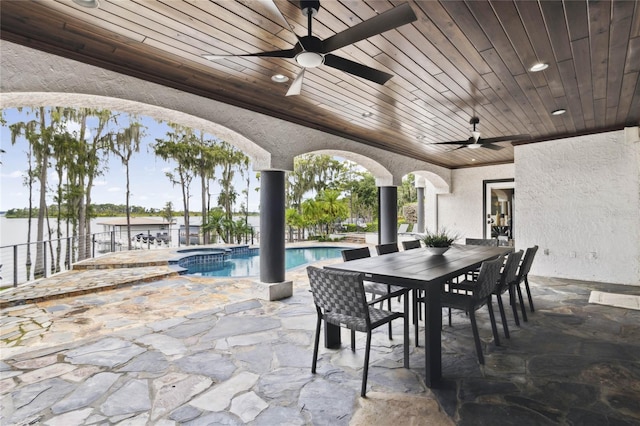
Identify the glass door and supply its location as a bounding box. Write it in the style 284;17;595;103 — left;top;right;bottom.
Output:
483;179;514;245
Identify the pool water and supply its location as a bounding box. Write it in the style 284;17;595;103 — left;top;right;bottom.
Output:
186;246;344;277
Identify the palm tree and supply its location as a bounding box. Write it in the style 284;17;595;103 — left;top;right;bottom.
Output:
318;189;348;234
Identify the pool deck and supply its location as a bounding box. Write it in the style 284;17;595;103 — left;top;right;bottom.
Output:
0;243;307;308
1;243;640;425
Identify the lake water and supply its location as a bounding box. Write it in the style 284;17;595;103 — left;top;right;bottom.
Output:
0;215;261;285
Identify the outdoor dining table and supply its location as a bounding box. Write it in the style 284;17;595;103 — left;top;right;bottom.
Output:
325;243;512;388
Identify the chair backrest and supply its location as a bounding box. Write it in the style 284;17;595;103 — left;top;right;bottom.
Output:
517;245;539;281
402;240;422;250
341;247;371;261
397;223;409;233
306;266;369;321
473;256;504;300
376;243;399;255
466;238;498;246
498;250;523;291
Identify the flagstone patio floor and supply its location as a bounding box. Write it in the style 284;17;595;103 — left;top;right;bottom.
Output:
1;246;640;425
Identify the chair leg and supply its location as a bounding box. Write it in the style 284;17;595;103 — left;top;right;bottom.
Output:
362;331;372;398
515;283;528;322
525;276;535;312
351;330;356;352
403;297;410;368
468;310;484;365
448;308;452;327
413;289;419;347
387;285;393;339
509;288;521;326
312;316;322;373
486;297;501;347
495;293;510;339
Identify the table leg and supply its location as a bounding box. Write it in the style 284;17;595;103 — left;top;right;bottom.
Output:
324;320;341;348
423;284;442;387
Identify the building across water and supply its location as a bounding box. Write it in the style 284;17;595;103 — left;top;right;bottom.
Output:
97;217;173;245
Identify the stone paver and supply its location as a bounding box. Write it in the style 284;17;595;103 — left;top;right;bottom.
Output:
1;246;640;425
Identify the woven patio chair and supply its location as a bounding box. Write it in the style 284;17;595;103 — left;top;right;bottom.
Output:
375;242;399;255
401;239;422;250
307;266;409;397
439;256;504;365
514;245;539;321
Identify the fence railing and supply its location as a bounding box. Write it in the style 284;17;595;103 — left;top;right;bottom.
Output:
0;228;257;288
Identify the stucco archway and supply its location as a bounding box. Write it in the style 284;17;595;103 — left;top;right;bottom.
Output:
307;149;393;186
0;92;271;169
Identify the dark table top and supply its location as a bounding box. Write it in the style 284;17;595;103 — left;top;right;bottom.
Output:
326;244;512;289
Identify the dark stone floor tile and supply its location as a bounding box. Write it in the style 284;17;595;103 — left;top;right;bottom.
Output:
528;354;594;378
458;378;519;402
604;392;640;420
566;407;639;426
529;380;599;411
458;402;558;426
430;378;458;418
503;395;564;424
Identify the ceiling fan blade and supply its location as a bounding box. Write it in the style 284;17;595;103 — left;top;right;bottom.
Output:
481;143;504;151
204;47;299;61
260;0;311;50
324;54;393;85
321;3;417;54
436;137;474;145
480;134;530;143
286;68;305;96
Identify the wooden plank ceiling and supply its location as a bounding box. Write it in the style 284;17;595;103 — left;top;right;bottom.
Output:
1;0;639;169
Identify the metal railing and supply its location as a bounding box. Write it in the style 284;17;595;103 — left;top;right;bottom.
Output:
0;228;257;288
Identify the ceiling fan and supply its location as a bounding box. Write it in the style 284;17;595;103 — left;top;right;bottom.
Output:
203;1;417;96
436;117;530;151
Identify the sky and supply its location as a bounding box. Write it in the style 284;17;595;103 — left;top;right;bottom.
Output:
0;108;261;213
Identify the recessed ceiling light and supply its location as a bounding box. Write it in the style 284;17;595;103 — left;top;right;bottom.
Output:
529;62;549;72
271;74;289;83
362;112;373;118
471;158;476;162
73;0;99;8
417;135;425;140
551;108;566;116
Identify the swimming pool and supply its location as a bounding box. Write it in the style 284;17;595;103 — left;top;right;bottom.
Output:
185;246;344;277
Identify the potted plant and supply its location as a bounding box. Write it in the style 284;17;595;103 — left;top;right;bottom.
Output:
420;227;459;255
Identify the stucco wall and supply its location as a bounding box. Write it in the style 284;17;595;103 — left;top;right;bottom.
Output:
515;128;640;285
437;164;515;241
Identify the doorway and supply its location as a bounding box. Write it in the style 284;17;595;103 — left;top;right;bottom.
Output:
483;179;514;245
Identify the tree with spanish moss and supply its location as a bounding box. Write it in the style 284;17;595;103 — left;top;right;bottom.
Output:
154;130;198;245
107;118;145;249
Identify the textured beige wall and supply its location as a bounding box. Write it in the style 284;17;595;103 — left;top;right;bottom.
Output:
515;128;640;285
437;164;515;241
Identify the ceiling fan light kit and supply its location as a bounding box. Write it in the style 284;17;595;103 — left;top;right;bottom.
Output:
204;1;417;96
295;51;324;68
